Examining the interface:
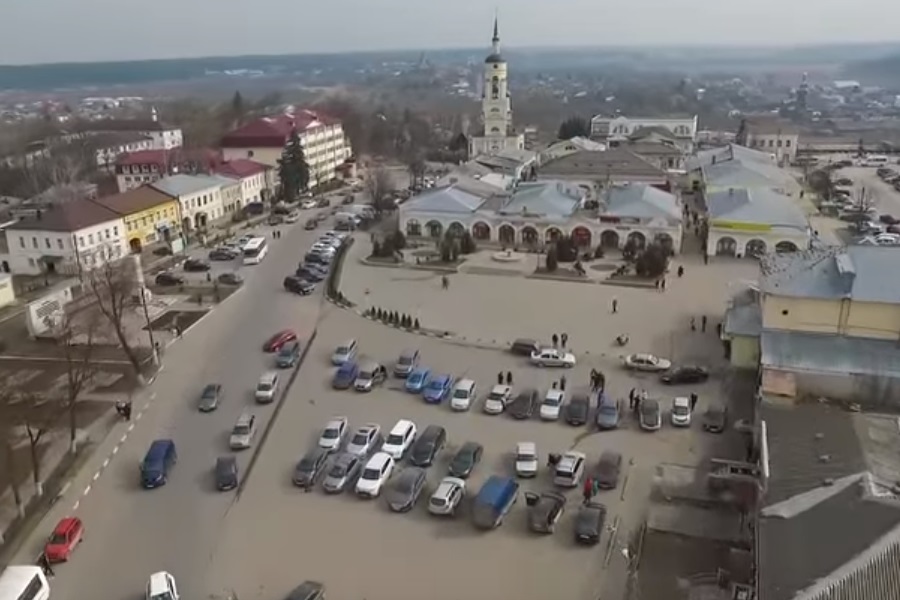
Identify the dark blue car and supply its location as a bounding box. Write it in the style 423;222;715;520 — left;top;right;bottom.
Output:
423;374;453;404
332;361;358;390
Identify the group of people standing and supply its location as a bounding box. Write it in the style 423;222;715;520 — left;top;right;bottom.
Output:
550;332;570;349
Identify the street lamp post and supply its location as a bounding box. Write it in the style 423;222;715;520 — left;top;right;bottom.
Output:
139;285;160;367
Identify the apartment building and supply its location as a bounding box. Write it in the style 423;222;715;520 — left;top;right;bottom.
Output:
114;148;221;193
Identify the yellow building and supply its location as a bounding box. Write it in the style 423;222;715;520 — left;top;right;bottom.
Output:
725;246;900;405
92;186;180;253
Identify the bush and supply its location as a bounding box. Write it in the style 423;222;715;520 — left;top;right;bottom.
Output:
371;240;382;258
594;245;605;259
391;230;407;251
402;315;411;328
413;318;420;329
376;308;384;320
459;231;477;255
555;237;578;262
635;243;669;278
545;247;559;272
439;235;460;262
622;239;639;261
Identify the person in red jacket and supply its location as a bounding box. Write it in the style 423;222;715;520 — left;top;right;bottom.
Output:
583;477;594;504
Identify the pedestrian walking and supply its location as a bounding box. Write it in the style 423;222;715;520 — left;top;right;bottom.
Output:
704;253;709;265
441;275;449;290
592;478;601;497
583;477;594;504
716;322;723;337
123;401;132;421
506;371;513;386
629;388;636;404
589;369;598;390
701;315;708;333
38;553;54;577
690;393;698;412
677;265;684;277
655;279;661;290
551;333;559;348
497;372;504;385
690;317;696;332
612;297;618;313
661;278;667;291
559;375;567;391
596;371;606;392
551;380;558;390
561;332;568;349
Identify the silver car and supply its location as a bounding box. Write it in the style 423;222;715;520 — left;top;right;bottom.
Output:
331;339;358;365
321;452;364;493
346;423;382;457
229;413;256;450
318;417;349;452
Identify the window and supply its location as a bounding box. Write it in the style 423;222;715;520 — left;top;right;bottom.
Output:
18;236;24;248
79;236;85;247
57;239;63;249
88;234;94;245
777;140;783;148
45;238;51;249
105;229;110;239
113;226;118;236
247;150;254;158
768;139;774;147
785;139;792;147
32;237;38;249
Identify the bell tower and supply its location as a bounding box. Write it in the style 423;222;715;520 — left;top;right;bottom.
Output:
482;16;511;139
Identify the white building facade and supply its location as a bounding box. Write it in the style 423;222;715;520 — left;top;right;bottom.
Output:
590;115;699;154
151;175;226;231
214;160;274;207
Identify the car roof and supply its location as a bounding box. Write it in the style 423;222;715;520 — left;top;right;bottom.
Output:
642;398;660;409
490;384;510;393
216;455;237;467
357;358;380;371
336;339;356;349
454;378;475;388
148;572;172;594
399;348;418;358
53;516;80;533
259;371;278;383
545;389;564;400
396;467;426;484
517;441;537;453
435;477;464;494
420;424;445;439
431;373;451;382
571;392;590;403
332;452;358;468
148;439;174;454
304;446;330;461
390;419;414;434
673;396;691;407
459;441;482;452
235;412;254;426
366;451;392;468
357;423;379;433
633;353;655;360
599;450;622;463
325;417;347;428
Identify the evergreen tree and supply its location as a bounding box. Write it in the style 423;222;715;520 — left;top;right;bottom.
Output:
277;129;310;201
230;91;245;126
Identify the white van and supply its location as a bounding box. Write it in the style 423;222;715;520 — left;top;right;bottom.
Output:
861;155;889;167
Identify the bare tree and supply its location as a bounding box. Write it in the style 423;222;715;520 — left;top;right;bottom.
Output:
86;257;145;382
14;391;63;497
55;307;100;454
0;379;26;517
365;167;395;215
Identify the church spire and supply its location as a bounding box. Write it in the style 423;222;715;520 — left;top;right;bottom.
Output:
491;14;500;55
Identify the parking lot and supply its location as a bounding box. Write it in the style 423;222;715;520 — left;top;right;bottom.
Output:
205;312;733;600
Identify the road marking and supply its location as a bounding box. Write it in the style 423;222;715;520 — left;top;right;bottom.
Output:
120;434;128;443
102;458;109;468
127;423;135;432
92;472;100;482
135;412;143;421
83;485;91;496
72;500;79;511
112;446;119;455
142;402;150;409
150;393;157;400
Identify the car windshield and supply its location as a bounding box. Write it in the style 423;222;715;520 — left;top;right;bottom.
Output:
641;402;658;416
351;432;369;445
327;464;347;478
335;346;351;355
517;451;536;461
233;424;250;435
544;396;561;406
452;388;469;399
361;467;380;480
398;355;415;365
150;593;174;600
201;386;217;398
430;496;446;507
386;434;404;445
49;532;67;545
257;382;272;391
599;403;617;415
673;404;690;416
358;370;374;379
426;379;444;390
322;427;340;439
298;458;316;473
487;391;504;400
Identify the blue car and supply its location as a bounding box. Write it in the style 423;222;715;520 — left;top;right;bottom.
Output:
332;361;359;390
423;374;453;404
405;368;431;393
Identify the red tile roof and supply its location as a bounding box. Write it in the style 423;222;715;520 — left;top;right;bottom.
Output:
214;159;270;179
115;148;221;172
8;199;121;232
220;108;337;148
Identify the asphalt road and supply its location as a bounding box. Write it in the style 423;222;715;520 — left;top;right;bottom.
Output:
10;208;336;600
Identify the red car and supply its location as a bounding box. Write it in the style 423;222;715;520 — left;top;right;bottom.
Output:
44;516;84;562
263;329;297;352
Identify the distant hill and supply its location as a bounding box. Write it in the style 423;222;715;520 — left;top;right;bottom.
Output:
844;53;900;85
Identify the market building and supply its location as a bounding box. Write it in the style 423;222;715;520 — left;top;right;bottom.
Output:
705;187;810;258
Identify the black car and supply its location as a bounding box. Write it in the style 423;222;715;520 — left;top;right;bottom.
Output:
510;338;541;356
215;456;238;491
526;491;567;534
208;248;236;261
272;204;292;215
385;467;427;512
267;215;284;226
183;259;211;272
574;501;607;546
284;276;315;295
660;365;709;385
218;272;243;286
565;392;590;425
702;403;728;434
304;219;317;230
155;272;184;286
510;388;538;420
296;267;325;282
292;448;330;487
594;450;623;490
286;581;326;600
409;425;446;467
448;441;483;478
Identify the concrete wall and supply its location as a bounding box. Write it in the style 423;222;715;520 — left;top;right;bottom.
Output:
730;335;760;369
763;295;900;341
792;369;900;409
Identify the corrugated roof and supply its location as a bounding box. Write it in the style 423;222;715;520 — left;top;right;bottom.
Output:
707;187;809;229
499;182;581;217
603;183;680;220
539;147;667;179
400;185;489;214
151;174;224;198
761;330;900;379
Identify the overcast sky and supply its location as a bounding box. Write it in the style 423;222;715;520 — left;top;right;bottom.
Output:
1;0;896;65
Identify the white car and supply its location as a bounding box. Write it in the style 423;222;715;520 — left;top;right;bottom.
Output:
530;348;576;368
284;212;300;224
515;442;539;478
147;571;179;600
428;477;466;516
355;452;395;498
483;384;512;414
671;397;692;427
346;423;381;457
381;419;417;459
318;416;349;452
301;200;316;209
875;233;900;246
540;389;565;421
624;353;672;372
449;379;477;411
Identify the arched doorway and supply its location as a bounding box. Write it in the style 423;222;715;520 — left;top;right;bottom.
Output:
571;226;592;248
521;226;539;246
447;222;466;238
716;237;737;256
626;231;646;250
472;222;491;241
545;227;563;242
405;219;421;237
653;233;674;253
426;221;443;238
182;217;192;232
499;224;515;245
775;241;798;253
194;213;208;229
129;238;142;254
746;239;767;258
600;230;620;248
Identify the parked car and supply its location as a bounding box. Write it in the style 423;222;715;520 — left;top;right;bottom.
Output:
702;403;728;433
346;423;382;457
318;416;349;452
208;248;236;261
217;272;243;286
639;398;662;431
448;441;483;478
263;329;297;352
215;456;239;491
671;396;692;427
284;276;315;295
267;214;284;226
483;384;512;414
354;359;387;392
44;517;85;562
526;491;567;534
624;353;672;372
304;219;317;230
332;361;358;390
321;452;364;494
405;368;431;393
510;338;541;356
422;374;453;404
449;379;477;411
292;447;330;488
386;467;428;512
355;452;395;498
393;348;420;378
331;339;358;365
540;389;565;421
197;383;223;412
154;272;184;286
660;365;709;384
515;442;538;478
574;501;607;546
295;266;325;282
595;394;621;430
594;451;623;490
409;425;446;467
530;348;577;368
428;477;466;516
510;388;539;419
565;392;591;425
183;258;211;272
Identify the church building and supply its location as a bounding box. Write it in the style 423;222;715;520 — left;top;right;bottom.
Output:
468;18;526;157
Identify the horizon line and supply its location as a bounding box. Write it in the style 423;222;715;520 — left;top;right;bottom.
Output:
2;39;899;69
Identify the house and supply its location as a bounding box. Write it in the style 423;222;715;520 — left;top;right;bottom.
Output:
114;148;221;193
537;146;671;195
213;159;274;207
12;183;99;220
91;186;180;253
597;184;683;252
88;132;154;169
220;107;351;185
590;115;699;154
151;174;225;233
724;246;900;405
705;187;810;259
687;144;802;197
735;116;799;166
538;137;607;165
76;108;183;150
2;199;126;275
207;175;242;216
